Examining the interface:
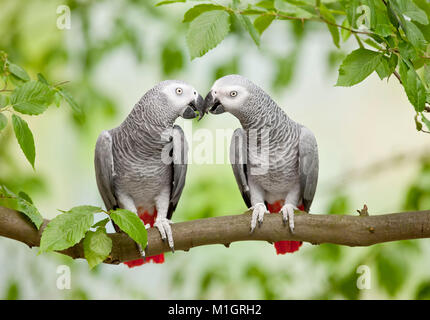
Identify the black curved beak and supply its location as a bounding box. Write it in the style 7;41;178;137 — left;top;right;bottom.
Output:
182;94;205;120
203;90;225;116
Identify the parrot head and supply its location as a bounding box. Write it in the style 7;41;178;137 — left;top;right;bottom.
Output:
158;80;205;120
202;75;254;117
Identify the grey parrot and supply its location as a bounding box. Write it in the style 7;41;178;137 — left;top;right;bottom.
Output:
94;80;204;266
202;75;318;254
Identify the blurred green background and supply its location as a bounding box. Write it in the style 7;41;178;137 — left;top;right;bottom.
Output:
1;0;430;299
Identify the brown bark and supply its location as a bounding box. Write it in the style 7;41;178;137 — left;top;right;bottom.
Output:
0;205;429;264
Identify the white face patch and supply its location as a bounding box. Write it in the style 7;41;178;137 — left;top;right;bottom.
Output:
162;83;197;112
211;84;249;112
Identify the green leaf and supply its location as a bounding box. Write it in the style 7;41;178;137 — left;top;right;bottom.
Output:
83;228;112;269
394;0;428;25
0;113;7;131
110;209;147;249
92;217;110;229
424;64;430;86
375;55;398;80
236;14;260;46
37;73;49;85
11;81;54;115
183;4;225;23
53;92;62;108
274;0;314;18
403;20;427;49
155;0;185;6
254;15;275;35
0;186;43;229
39;206;102;252
11;114;35;168
421;114;430;131
336;48;383;86
399;60;426;112
18;191;33;204
256;0;275;10
374;0;395;37
319;4;340;48
8;63;30;81
58;88;82;115
340;18;351;42
186;10;231;59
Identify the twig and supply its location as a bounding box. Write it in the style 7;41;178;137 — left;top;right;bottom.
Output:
1;206;430;264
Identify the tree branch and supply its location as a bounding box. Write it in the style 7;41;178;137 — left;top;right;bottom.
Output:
1;205;430;264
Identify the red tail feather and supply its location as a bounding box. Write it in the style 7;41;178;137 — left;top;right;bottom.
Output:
267;201;303;254
123;207;165;268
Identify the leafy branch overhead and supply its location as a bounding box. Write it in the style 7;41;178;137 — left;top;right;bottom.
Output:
158;0;430;133
0;51;83;168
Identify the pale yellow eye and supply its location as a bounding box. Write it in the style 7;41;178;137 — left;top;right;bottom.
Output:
230;91;237;97
176;88;183;95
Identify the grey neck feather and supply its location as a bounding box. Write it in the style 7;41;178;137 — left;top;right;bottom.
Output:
120;88;178;135
232;88;298;141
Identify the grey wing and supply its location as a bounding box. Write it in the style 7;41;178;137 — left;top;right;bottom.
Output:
167;125;188;219
94;130;118;211
298;126;319;212
229;128;252;208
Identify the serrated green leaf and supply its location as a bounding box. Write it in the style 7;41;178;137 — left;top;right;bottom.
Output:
39;206;102;252
274;0;313;18
394;0;428;25
376;55;398;80
110;209;147;249
254;15;275;35
183;4;225;23
403;20;427;50
83;228;112;269
11;81;54;115
186;10;231;59
11;114;35;168
155;0;185;6
0;113;7;131
336;48;383;86
8;63;30;81
236;14;260;46
0;186;43;229
399;60;426;112
58;88;82;115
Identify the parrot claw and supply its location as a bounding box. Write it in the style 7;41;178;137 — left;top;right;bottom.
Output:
250;203;268;233
281;203;297;233
154;218;175;251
